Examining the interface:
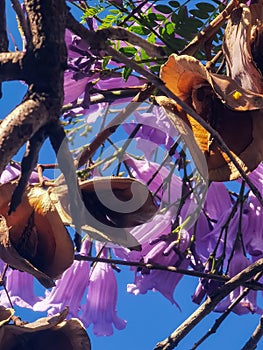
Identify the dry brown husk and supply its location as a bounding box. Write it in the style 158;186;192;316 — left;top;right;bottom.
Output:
159;2;263;181
51;176;158;250
0;181;74;286
0;308;91;350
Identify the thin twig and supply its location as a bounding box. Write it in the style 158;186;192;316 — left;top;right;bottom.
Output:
62;87;143;112
191;271;263;350
74;254;263;290
77;83;154;168
11;0;32;49
242;316;263;350
9;126;48;214
181;0;239;56
154;258;263;350
98;27;166;58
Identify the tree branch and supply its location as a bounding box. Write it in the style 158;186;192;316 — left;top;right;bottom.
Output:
0;51;25;81
241;315;263;350
98;27;166;58
154;258;263;350
181;0;239;56
11;0;32;49
0;0;8;54
0;99;49;176
9;126;48;213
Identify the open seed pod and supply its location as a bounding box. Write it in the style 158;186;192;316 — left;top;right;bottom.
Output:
0;307;14;327
160;2;263;182
50;176;158;250
0;181;74;282
159;53;263;181
0;308;91;350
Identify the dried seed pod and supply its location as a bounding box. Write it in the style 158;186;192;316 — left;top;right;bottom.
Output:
0;308;91;350
0;182;74;283
51;176;158;250
160;53;263;181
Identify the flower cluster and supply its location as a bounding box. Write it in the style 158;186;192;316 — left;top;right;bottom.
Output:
1;135;262;337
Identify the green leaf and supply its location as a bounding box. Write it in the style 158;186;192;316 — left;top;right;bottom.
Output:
83;7;99;18
154;5;173;14
149;65;160;74
102;56;111;70
130;26;150;35
165;22;175;36
122;66;132;81
147;32;156;44
119;46;137;57
147;12;166;22
196;2;216;13
189;9;210;19
168;1;180;8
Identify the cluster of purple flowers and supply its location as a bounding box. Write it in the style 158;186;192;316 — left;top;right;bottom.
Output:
1;147;262;336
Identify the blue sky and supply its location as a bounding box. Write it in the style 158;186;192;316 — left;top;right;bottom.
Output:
1;1;263;349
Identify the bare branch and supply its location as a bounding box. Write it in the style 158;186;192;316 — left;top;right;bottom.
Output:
241;316;263;350
0;51;25;81
98;27;166;58
192;271;263;349
181;0;240;56
77;84;154;168
9;126;48;213
0;0;8;52
154;258;263;350
74;255;263;291
0;99;49;176
11;0;32;48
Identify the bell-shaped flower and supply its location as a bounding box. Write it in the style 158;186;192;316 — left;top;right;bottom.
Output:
80;244;126;336
0;163;42;185
127;230;190;305
215;245;262;315
33;239;91;318
0;269;40;309
123;105;178;160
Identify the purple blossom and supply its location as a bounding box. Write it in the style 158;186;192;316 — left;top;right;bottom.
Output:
127;230;190;304
124;155;182;207
215;245;262;315
123;105;178;159
244;195;263;258
33;239;91;318
0;269;40;308
80;244;126;336
0;163;42;184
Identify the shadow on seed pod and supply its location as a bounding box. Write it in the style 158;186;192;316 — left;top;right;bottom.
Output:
0;181;74;287
0;307;91;350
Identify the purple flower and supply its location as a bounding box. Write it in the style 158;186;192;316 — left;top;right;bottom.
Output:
124;155;182;207
191;182;232;262
0;163;42;184
247;163;263;200
0;269;40;308
80;244;126;336
244;195;263;258
204;182;232;221
33;239;91;318
123;106;178;159
215;245;262;315
127;230;190;305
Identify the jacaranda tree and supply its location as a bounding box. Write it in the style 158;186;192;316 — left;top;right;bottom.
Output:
0;0;263;349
